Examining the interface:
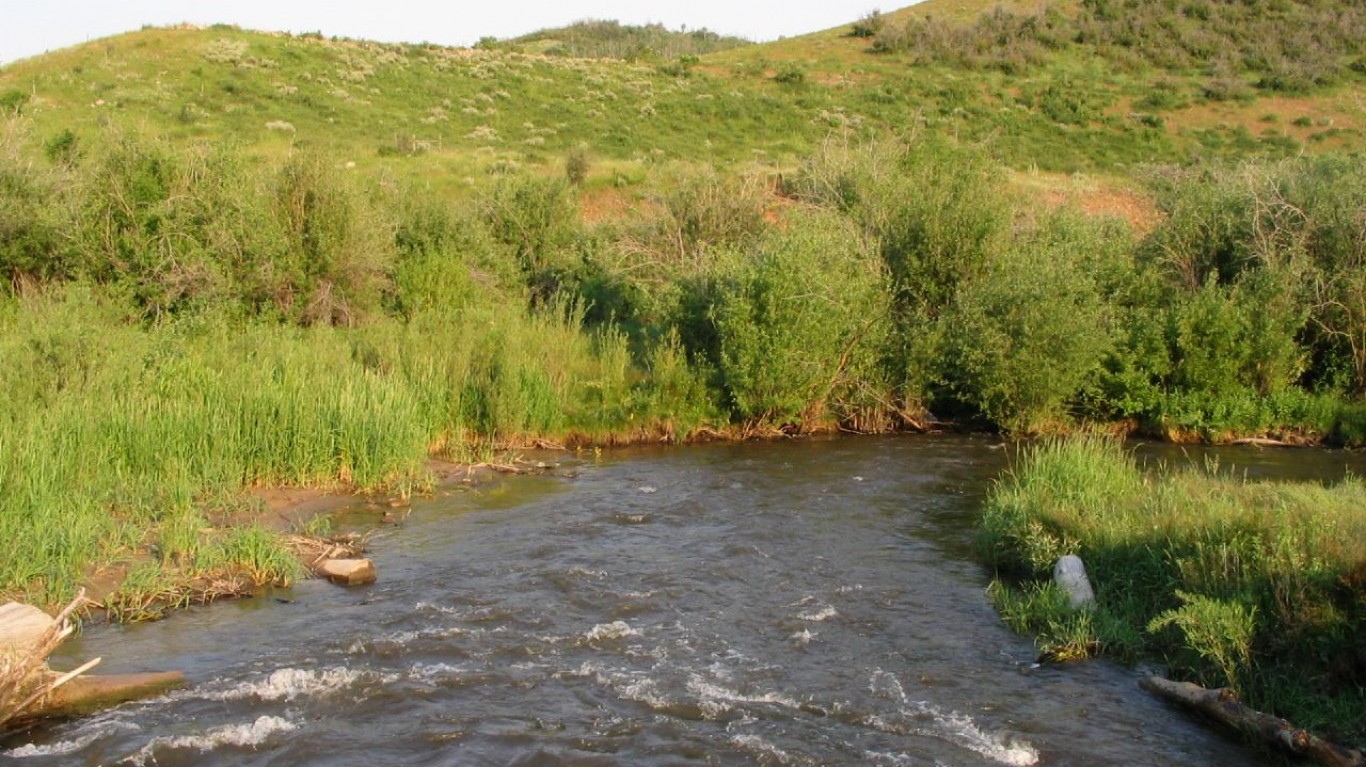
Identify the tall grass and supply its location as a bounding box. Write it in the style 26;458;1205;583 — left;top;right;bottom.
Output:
981;437;1366;747
0;286;651;608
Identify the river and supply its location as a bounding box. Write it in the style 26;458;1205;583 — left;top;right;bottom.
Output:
7;435;1364;766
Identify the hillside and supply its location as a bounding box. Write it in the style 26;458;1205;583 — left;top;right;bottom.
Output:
0;0;1362;191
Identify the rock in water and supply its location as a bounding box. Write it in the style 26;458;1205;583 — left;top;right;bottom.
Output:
318;558;377;586
1053;555;1096;610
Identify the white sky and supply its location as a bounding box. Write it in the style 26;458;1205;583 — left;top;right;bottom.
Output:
0;1;891;65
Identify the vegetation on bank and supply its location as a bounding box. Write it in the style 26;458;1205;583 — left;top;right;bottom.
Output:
0;0;1364;622
2;123;1365;614
980;437;1366;749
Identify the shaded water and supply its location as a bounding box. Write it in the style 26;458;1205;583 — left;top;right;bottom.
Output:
8;436;1363;766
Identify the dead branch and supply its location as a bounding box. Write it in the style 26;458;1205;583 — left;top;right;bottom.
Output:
0;590;98;730
1140;676;1365;767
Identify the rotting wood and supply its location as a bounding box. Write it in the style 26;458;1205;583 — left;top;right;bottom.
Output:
0;603;55;653
1139;676;1365;767
0;591;97;730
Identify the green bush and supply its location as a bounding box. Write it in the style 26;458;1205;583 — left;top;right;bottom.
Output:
0;137;74;291
712;208;891;427
565;145;591;186
940;217;1114;432
390;195;516;318
792;137;1011;418
273;150;395;325
1149;591;1258;690
849;11;885;39
482;175;581;301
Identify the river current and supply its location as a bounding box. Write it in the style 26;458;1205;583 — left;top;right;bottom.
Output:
9;435;1364;766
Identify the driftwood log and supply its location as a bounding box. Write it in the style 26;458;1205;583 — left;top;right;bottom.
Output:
1140;676;1365;767
1228;436;1306;448
2;593;187;733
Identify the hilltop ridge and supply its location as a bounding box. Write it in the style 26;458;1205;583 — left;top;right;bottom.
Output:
1;0;1361;188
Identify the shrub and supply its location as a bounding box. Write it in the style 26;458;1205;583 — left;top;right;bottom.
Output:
712;209;891;427
565;145;591;186
0;91;27;116
940;217;1114;432
791;136;1011;415
773;64;807;86
850;10;885;39
482;175;581;302
43;129;80;167
1150;591;1258;690
0;139;74;291
390;195;516;318
273;150;395;325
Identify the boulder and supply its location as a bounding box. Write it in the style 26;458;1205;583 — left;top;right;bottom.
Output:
317;558;377;586
1053;554;1096;610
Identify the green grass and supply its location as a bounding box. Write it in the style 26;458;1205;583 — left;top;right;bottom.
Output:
3;0;1362;186
0;2;1364;623
981;437;1366;748
0;288;661;608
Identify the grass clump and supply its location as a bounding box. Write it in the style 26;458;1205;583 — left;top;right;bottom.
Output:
981;436;1366;748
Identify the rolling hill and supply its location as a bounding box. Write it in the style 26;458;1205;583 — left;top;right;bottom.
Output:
1;0;1361;195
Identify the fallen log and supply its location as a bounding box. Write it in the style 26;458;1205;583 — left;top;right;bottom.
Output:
2;592;188;733
33;670;186;720
1229;437;1303;448
1139;676;1365;767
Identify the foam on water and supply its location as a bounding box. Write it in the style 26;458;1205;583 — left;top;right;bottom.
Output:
861;751;916;766
124;715;296;766
865;670;1038;766
201;666;396;703
686;675;804;712
584;620;639;642
797;605;839;622
408;662;470;683
5;731;104;758
729;733;797;765
569;662;677;712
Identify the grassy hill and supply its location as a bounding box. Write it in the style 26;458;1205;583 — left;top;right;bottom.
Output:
1;0;1361;191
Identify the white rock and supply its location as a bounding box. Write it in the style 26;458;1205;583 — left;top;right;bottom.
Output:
1053;555;1096;610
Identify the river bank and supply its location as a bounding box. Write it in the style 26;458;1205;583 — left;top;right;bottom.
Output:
980;436;1366;752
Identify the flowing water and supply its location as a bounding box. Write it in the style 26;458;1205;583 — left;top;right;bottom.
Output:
7;435;1365;766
